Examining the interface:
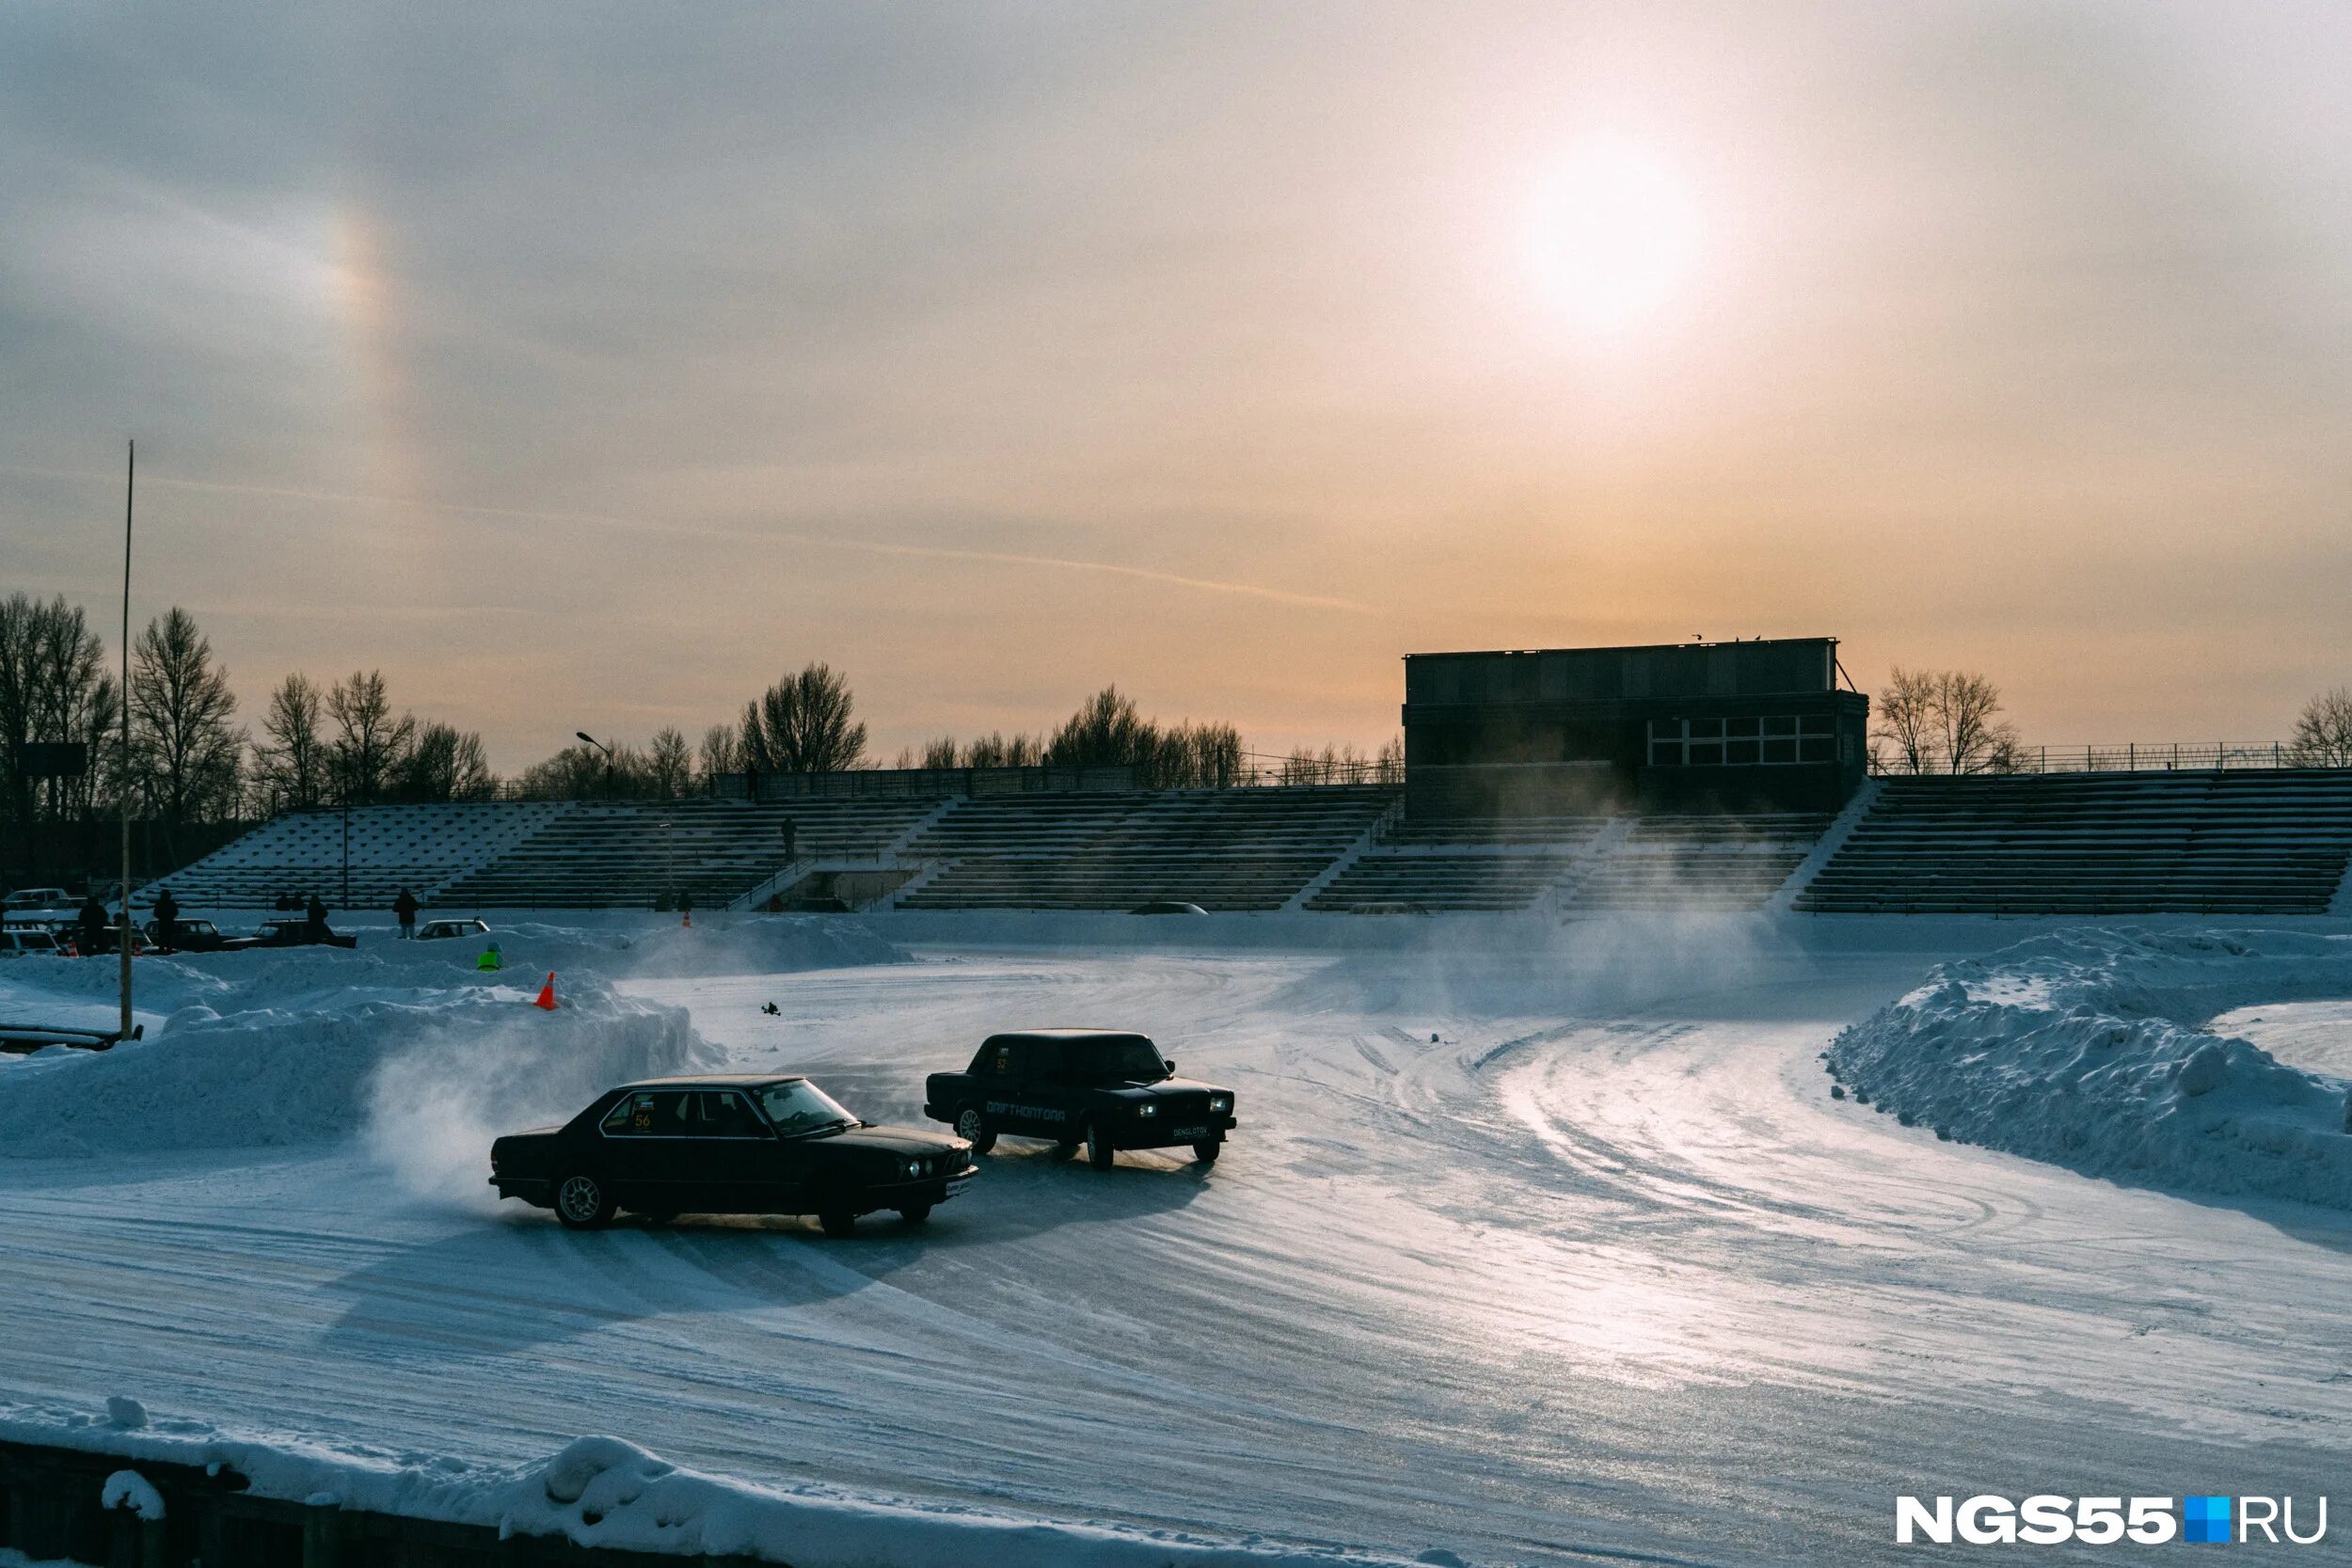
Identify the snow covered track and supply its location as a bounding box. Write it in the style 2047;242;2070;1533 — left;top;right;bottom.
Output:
8;917;2352;1564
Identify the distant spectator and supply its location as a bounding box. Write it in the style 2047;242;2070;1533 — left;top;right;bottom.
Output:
306;893;329;938
394;887;419;940
77;894;107;957
153;887;180;950
779;817;798;863
275;891;299;912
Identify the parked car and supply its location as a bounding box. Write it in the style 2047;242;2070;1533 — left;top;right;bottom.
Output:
0;928;61;957
1131;900;1208;915
1;887;73;911
67;925;152;958
416;917;491;941
142;918;253;953
246;918;358;950
489;1074;976;1236
924;1029;1237;1168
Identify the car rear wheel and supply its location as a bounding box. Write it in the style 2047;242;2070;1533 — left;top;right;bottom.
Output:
897;1203;932;1225
1192;1140;1221;1164
954;1106;995;1155
1085;1121;1115;1171
818;1209;856;1239
554;1173;614;1230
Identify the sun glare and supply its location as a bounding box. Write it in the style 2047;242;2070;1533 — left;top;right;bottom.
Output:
1524;136;1701;333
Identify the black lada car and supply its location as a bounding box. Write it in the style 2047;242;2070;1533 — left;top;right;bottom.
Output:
923;1029;1236;1169
489;1073;975;1236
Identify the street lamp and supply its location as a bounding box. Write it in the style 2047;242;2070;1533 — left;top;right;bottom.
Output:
576;732;615;800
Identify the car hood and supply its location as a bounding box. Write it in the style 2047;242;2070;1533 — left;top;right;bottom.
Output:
808;1122;964;1156
1099;1076;1230;1101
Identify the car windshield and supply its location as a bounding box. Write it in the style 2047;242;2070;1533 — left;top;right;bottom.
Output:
1071;1038;1168;1084
755;1080;858;1136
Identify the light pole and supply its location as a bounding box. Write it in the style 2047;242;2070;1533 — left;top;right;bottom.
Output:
577;732;615;800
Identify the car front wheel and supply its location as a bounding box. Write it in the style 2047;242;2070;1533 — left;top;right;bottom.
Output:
1085;1121;1115;1171
897;1203;932;1225
818;1209;856;1239
955;1106;995;1155
555;1173;614;1230
1192;1140;1221;1164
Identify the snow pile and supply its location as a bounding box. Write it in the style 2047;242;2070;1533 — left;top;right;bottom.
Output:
0;972;707;1161
1827;927;2352;1207
102;1470;166;1520
0;1404;1429;1568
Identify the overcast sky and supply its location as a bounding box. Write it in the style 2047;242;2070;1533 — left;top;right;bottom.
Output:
5;2;2349;769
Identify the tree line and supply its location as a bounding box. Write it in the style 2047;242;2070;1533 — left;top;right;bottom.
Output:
5;596;1414;857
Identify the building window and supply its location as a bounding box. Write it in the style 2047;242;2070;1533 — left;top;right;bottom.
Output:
1649;715;1836;768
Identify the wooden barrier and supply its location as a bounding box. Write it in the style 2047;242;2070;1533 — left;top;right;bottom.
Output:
0;1438;788;1568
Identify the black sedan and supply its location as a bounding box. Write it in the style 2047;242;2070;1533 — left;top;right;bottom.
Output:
246;918;358;949
144;918;256;953
490;1074;976;1236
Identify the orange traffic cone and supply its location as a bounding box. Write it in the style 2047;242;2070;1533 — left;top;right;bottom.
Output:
533;972;558;1010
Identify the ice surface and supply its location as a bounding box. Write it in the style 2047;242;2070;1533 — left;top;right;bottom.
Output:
8;911;2352;1565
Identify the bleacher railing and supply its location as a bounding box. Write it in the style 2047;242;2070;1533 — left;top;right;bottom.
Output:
1873;742;2349;776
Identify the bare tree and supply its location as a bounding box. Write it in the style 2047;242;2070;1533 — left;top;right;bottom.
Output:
326;670;416;804
396;722;497;801
917;736;961;769
961;731;1043;768
696;723;741;785
739;662;867;774
647;726;692;798
1934;670;2021;774
1868;667;2020;773
2290;688;2352;767
1375;736;1405;784
256;673;327;812
1871;667;1939;774
0;594;113;833
130;607;245;831
1046;687;1152;768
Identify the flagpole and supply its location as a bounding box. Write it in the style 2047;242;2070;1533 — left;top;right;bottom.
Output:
119;439;135;1042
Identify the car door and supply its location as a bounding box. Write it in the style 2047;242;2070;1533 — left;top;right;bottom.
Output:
1011;1038;1073;1140
678;1090;790;1213
596;1089;692;1212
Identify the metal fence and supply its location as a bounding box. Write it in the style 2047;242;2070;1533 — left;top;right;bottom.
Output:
1873;742;2344;777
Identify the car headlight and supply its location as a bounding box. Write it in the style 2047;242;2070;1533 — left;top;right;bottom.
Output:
905;1160;922;1178
1136;1103;1157;1117
1209;1096;1231;1112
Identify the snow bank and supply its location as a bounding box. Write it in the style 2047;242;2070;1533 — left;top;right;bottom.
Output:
0;1403;1426;1568
0;972;707;1161
1826;927;2352;1208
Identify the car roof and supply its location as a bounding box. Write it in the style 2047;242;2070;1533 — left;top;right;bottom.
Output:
981;1029;1155;1047
617;1073;806;1089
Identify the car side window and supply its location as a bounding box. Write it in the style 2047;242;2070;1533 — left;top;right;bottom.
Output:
985;1044;1013;1078
1020;1041;1064;1083
601;1091;687;1136
686;1091;766;1138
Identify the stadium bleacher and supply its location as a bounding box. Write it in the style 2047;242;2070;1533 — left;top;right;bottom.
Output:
896;786;1396;911
142;768;2352;918
143;802;576;910
1794;770;2352;914
437;799;937;910
1565;814;1832;914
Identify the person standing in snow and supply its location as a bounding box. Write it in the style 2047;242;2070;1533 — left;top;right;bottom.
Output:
393;887;419;939
152;886;181;951
76;892;107;957
306;892;329;939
